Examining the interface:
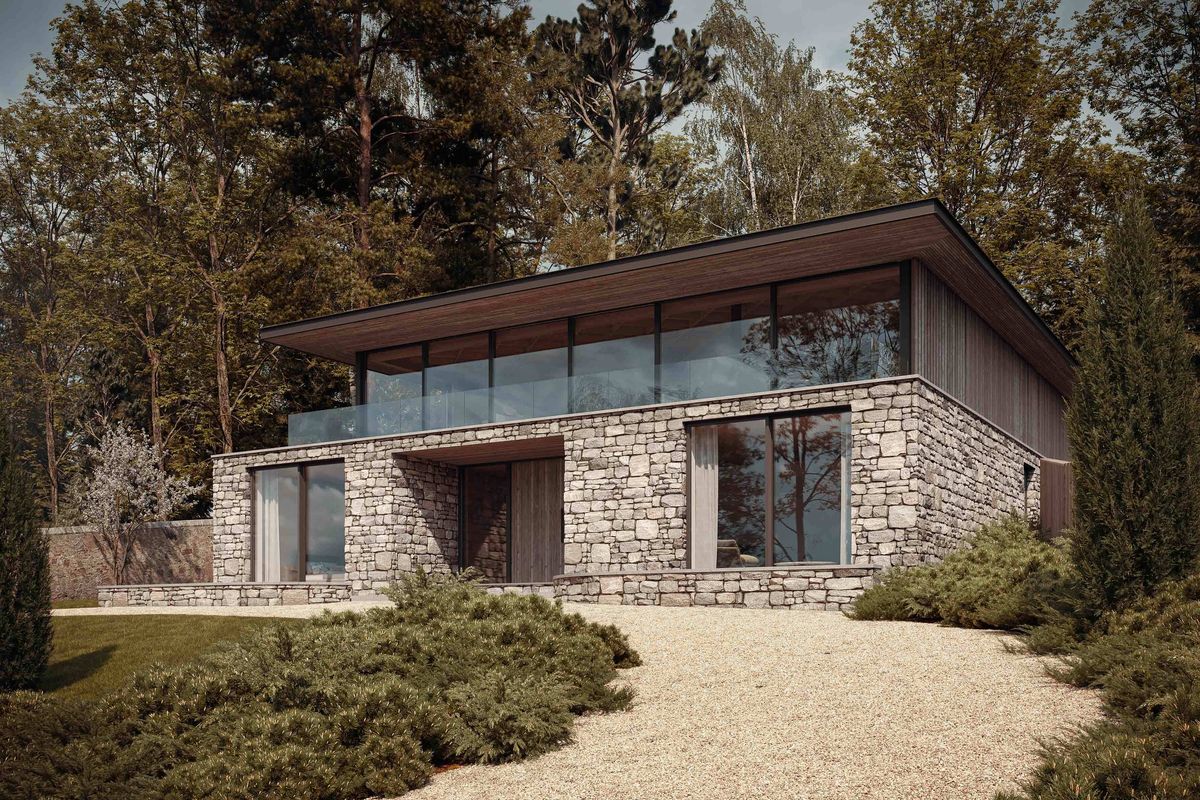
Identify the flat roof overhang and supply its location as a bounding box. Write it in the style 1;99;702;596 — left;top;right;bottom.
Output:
400;436;565;465
261;199;1075;395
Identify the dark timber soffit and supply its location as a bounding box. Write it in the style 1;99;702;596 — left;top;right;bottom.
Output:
260;199;1076;393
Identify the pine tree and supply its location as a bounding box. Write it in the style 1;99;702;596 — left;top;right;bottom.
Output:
1067;198;1200;612
0;435;52;691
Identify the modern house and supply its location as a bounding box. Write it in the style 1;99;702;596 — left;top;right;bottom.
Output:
99;200;1073;610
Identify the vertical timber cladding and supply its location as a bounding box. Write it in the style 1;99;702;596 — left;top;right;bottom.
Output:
910;260;1068;459
510;457;565;583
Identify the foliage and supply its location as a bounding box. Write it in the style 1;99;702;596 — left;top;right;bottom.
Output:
0;437;52;692
0;575;639;799
66;423;195;584
848;515;1075;630
998;572;1200;800
534;0;721;262
846;0;1136;347
689;0;862;236
1067;198;1200;612
1078;0;1200;359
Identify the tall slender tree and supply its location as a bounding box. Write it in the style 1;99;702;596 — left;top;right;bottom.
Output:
0;435;51;691
1067;198;1200;611
690;0;861;236
534;0;720;261
0;99;101;519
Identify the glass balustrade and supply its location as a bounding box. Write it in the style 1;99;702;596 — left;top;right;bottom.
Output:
285;266;905;446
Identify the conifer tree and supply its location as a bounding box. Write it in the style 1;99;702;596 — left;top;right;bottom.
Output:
1068;198;1200;611
0;435;52;691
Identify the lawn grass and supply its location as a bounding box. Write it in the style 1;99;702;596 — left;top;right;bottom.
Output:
42;614;295;699
52;598;100;609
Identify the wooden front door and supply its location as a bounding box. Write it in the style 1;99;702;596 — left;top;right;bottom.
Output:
509;457;564;583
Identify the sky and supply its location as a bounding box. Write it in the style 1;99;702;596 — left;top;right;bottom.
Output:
0;0;1093;104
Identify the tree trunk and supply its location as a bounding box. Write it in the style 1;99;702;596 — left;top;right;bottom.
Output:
145;303;164;464
606;156;620;261
42;374;58;522
352;4;372;255
213;291;234;453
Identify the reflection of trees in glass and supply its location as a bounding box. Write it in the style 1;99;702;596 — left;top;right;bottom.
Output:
715;422;767;566
772;414;843;563
774;301;899;386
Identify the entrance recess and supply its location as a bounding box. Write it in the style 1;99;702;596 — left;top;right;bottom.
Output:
460;457;564;583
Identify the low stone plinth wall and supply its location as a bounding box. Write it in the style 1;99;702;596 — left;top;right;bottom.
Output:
553;565;881;611
99;581;351;607
482;583;556;599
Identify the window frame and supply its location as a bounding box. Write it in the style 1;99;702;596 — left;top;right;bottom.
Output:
686;408;853;569
251;458;346;582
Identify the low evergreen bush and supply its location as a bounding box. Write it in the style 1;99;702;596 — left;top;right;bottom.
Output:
0;573;639;800
848;515;1074;629
1000;572;1200;799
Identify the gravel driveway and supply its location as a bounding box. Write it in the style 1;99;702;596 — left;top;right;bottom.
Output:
407;604;1098;800
58;601;1098;799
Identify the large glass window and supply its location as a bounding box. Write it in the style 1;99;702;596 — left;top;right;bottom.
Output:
661;287;772;402
771;413;849;564
774;269;901;387
365;344;423;435
425;334;489;429
254;462;345;582
714;419;769;567
493;321;568;421
691;412;850;568
571;305;656;412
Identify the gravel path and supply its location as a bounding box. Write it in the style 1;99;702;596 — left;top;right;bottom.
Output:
408;605;1098;800
58;601;1098;799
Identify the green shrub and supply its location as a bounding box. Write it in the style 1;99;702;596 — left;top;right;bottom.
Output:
0;437;52;692
1001;573;1200;799
849;516;1075;629
0;573;639;799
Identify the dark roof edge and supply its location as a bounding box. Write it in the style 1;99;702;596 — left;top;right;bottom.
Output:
260;199;942;342
927;204;1077;368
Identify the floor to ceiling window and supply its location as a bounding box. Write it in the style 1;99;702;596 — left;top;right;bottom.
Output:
689;411;850;568
571;305;656;412
254;461;346;582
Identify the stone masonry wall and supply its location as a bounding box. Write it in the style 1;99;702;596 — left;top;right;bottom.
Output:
47;520;212;602
914;381;1042;562
555;565;881;612
210;376;1046;599
99;581;350;607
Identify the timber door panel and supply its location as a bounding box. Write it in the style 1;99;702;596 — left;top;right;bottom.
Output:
510;457;564;583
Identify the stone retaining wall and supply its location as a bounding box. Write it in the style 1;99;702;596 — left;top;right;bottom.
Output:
554;566;881;612
98;581;351;607
47;520;212;602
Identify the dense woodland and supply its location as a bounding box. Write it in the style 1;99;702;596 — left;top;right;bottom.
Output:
0;0;1195;520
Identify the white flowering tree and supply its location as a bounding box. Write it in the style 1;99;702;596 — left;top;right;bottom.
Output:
73;423;196;584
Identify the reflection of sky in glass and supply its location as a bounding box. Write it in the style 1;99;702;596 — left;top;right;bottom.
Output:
367;370;421;403
425;360;489;428
661;317;771;401
306;463;345;575
493;347;568;420
572;335;655;411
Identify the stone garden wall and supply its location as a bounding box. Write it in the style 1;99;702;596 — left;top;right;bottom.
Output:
47;519;212;602
99;581;350;607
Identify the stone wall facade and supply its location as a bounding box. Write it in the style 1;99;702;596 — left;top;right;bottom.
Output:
47;520;212;602
99;581;350;607
205;375;1045;604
